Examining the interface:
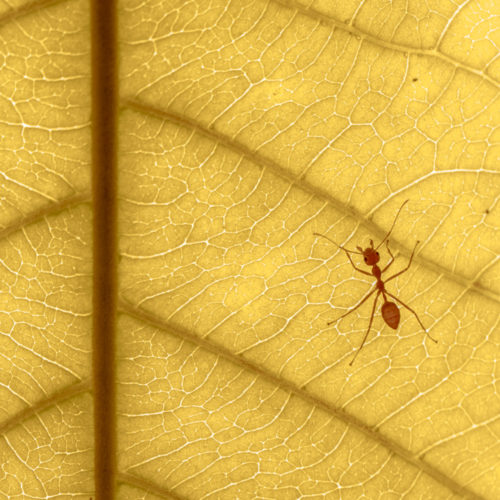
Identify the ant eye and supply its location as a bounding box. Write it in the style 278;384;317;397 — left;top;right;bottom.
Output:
376;252;379;257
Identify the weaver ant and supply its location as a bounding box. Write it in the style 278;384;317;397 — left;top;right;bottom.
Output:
314;200;437;365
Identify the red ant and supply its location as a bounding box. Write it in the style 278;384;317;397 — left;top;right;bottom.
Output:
314;200;437;365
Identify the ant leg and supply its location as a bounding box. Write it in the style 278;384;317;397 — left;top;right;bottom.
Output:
385;240;420;283
349;291;380;365
385;291;438;343
342;249;372;276
313;232;371;276
327;287;376;325
381;240;395;273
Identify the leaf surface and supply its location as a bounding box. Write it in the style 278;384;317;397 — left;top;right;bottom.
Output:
1;0;499;498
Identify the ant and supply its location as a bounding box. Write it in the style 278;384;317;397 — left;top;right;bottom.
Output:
314;200;437;365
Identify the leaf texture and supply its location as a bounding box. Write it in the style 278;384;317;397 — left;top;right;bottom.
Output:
0;0;499;498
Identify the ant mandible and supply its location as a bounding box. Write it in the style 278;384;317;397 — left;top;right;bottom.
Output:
314;200;437;365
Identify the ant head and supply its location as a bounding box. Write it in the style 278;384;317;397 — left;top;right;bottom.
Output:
357;239;380;266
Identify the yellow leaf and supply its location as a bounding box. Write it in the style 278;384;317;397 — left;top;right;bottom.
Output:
0;0;93;498
1;0;499;498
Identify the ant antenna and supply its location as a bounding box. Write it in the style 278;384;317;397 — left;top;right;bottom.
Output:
375;199;409;250
313;232;362;255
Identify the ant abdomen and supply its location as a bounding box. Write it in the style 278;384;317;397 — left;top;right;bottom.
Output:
382;302;400;329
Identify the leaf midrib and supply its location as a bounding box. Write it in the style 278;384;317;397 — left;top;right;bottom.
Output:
91;0;118;497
